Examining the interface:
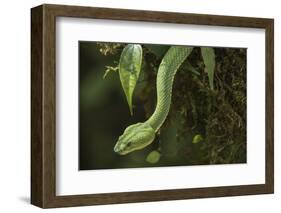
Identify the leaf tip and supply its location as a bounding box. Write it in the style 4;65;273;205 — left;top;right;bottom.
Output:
129;106;133;116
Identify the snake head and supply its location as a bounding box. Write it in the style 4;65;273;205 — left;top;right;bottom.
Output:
114;123;155;155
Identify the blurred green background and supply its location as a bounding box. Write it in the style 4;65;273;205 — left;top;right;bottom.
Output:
79;41;247;170
79;42;153;170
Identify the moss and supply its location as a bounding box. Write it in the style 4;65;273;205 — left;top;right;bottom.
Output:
98;43;247;164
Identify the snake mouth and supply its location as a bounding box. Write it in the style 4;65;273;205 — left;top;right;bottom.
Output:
113;144;120;153
113;143;127;155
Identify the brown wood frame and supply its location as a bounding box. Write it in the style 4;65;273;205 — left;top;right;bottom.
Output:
31;4;274;208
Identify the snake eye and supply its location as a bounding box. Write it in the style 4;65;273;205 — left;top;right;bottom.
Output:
127;141;132;147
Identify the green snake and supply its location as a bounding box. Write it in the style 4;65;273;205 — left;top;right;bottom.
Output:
114;46;193;155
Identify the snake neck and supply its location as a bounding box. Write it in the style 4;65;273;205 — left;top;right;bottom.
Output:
145;46;193;132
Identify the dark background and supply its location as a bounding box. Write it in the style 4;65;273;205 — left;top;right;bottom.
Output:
79;42;155;170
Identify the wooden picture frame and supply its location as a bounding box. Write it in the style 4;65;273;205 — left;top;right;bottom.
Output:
31;4;274;208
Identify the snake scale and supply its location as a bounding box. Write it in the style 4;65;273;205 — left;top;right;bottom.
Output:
114;46;193;155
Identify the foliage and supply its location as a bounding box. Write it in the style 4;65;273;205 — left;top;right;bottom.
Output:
103;65;118;79
201;47;216;90
192;134;203;144
97;43;246;165
97;42;123;56
118;44;143;115
146;150;161;164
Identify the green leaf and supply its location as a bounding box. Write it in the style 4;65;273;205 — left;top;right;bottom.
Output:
119;44;143;115
192;134;203;144
144;44;169;58
146;150;161;164
201;47;216;90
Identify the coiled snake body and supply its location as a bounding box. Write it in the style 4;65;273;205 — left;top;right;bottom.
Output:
114;46;193;155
